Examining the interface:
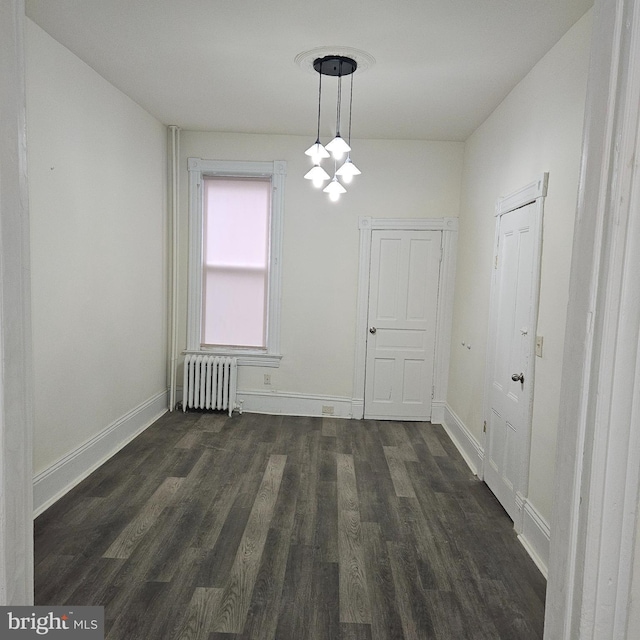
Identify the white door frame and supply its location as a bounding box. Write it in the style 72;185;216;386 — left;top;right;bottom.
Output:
352;216;458;421
545;0;640;637
482;174;547;533
0;0;34;605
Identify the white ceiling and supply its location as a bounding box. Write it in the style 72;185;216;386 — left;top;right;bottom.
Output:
25;0;593;142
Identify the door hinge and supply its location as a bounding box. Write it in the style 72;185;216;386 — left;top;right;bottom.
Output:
494;255;498;269
431;385;435;399
483;420;487;433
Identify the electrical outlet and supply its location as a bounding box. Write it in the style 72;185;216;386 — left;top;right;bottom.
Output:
321;405;335;416
536;336;543;357
264;374;271;385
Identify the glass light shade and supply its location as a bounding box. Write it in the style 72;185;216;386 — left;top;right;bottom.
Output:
304;141;330;164
325;135;351;160
304;164;330;188
323;177;347;201
335;157;361;184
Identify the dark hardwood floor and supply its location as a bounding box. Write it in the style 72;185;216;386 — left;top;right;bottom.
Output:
35;411;546;639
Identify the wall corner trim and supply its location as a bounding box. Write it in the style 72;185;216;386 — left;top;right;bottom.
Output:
431;401;446;425
33;390;168;517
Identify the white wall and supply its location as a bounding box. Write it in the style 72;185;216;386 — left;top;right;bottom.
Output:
447;10;592;523
25;20;168;484
179;132;463;406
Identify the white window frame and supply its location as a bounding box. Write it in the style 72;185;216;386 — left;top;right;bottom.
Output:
186;158;285;367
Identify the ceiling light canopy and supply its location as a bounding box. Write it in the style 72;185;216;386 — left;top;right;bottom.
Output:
302;53;362;202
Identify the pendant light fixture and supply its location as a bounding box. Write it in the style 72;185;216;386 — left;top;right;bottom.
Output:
303;54;360;201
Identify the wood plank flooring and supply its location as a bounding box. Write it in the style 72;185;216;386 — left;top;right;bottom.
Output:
35;412;546;639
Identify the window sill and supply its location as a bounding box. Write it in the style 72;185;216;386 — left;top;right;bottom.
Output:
183;350;282;368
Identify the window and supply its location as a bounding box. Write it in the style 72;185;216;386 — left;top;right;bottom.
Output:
187;159;285;366
202;177;270;348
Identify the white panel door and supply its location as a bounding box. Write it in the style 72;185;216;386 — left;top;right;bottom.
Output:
484;203;535;521
364;230;441;420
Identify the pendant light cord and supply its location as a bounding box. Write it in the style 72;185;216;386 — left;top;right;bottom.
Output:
335;60;343;136
347;71;354;145
316;70;323;141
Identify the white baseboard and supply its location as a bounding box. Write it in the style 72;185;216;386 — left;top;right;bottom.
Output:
237;390;353;418
518;499;551;578
33;390;168;517
441;404;484;476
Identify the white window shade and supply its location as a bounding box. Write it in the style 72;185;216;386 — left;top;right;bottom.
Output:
202;177;271;348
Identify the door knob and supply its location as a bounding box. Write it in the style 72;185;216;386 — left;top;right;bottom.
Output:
369;327;377;334
511;373;524;383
